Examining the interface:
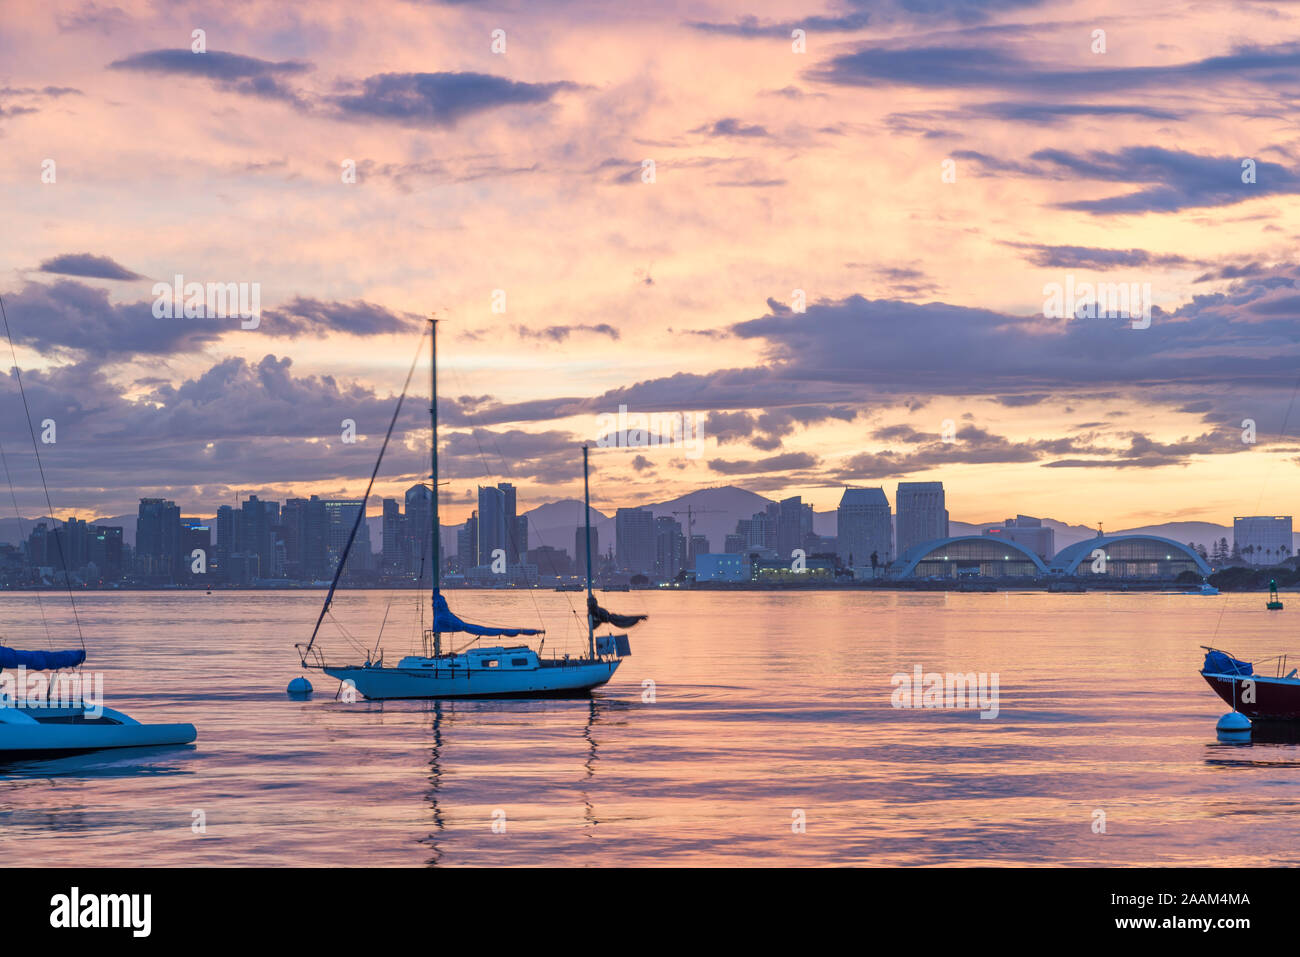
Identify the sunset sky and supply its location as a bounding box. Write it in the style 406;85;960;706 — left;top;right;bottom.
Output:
2;0;1299;528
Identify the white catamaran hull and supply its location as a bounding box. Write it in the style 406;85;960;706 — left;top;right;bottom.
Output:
323;659;621;700
0;705;197;758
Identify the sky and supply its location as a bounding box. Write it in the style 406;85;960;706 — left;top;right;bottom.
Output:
1;0;1299;528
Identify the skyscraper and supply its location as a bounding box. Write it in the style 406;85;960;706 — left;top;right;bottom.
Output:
777;496;805;559
381;498;403;570
237;495;279;579
896;482;949;556
837;487;892;566
136;498;181;582
654;515;685;578
458;511;479;572
615;507;655;575
476;483;517;566
404;484;433;573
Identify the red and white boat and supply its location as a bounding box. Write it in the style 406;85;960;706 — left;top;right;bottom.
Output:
1201;646;1300;720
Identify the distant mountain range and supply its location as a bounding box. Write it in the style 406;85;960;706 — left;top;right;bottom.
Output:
0;490;1284;559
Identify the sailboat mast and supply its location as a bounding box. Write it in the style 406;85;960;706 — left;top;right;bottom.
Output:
431;316;441;658
583;444;594;659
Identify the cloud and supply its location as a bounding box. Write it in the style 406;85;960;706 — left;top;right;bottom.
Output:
960;147;1300;213
57;2;129;33
108;49;312;103
0;355;424;514
691;117;770;138
260;297;419;338
811;40;1300;95
1000;242;1199;269
327;72;575;128
1;282;421;362
514;323;620;342
38;253;142;281
707;451;820;475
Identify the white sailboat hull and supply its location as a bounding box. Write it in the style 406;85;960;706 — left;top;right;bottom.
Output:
0;705;197;758
323;658;621;700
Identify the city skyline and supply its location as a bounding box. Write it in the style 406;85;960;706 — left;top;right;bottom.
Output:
3;0;1300;532
1;477;1293;589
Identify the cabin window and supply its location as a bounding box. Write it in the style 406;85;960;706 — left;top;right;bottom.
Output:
512;658;528;667
483;660;498;668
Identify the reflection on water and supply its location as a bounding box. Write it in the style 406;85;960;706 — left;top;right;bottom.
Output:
0;589;1298;865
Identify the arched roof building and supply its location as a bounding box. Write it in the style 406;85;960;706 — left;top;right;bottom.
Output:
1049;535;1211;578
893;536;1048;579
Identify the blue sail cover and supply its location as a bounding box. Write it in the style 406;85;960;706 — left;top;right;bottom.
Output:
0;645;86;670
433;593;543;637
1203;649;1252;676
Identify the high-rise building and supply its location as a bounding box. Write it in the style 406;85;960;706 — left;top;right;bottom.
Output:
237;495;279;579
1233;516;1293;565
837;487;892;566
381;498;404;570
322;499;372;574
777;496;806;559
688;534;710;570
299;496;329;580
983;515;1054;560
458;511;479;572
278;498;306;579
575;524;598;578
88;526;124;582
404;484;433;573
896;482;949;556
514;514;528;564
136;497;181;582
180;517;211;579
215;505;235;572
615;507;655;575
476;484;518;566
654;516;685;578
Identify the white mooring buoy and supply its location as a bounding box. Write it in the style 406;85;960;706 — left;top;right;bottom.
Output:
287;676;313;697
1216;710;1251;741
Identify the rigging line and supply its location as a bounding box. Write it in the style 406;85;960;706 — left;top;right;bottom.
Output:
0;293;84;651
304;324;428;657
0;434;54;649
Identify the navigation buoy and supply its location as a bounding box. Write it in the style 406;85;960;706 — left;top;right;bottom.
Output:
1216;710;1251;741
287;677;313;697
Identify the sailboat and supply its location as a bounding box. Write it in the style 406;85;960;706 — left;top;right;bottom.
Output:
0;295;197;758
295;318;645;700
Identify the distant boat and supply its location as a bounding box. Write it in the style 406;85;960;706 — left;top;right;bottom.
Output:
1202;646;1300;720
0;645;196;758
296;319;645;700
1189;580;1219;596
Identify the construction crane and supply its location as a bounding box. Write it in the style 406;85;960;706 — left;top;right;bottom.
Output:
671;506;724;567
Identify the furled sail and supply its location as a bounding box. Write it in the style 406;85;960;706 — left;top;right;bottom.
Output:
0;646;86;670
434;593;543;637
587;595;647;629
